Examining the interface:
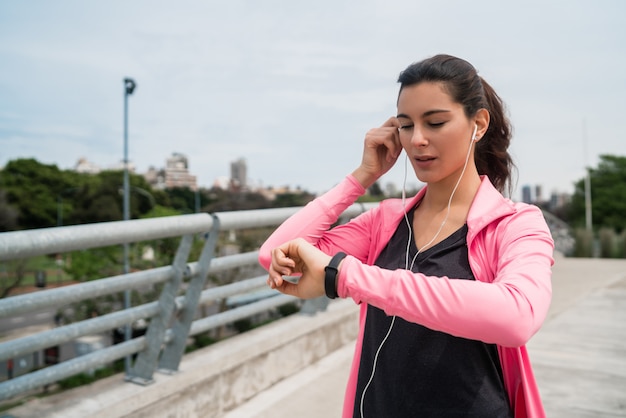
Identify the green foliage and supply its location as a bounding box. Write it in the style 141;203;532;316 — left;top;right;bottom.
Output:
569;155;626;233
367;181;384;198
233;318;253;333
56;360;124;390
0;159;80;229
0;157;323;233
185;332;217;353
143;205;182;218
272;191;315;208
573;228;594;257
0;159;168;230
278;302;300;317
0;156;325;295
357;194;384;203
0;189;19;231
598;228;626;258
204;189;271;212
65;247;121;282
138;206;186;267
165;187;201;213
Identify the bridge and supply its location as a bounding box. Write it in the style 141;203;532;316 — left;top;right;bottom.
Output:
1;207;625;417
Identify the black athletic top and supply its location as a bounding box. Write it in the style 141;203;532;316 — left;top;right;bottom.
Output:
353;210;513;418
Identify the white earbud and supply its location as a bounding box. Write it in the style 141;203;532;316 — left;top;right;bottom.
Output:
471;124;478;142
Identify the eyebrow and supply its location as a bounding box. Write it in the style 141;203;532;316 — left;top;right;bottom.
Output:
396;109;451;119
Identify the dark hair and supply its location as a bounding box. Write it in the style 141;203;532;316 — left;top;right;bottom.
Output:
397;54;515;194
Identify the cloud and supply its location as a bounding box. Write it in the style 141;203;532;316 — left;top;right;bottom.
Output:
1;0;625;198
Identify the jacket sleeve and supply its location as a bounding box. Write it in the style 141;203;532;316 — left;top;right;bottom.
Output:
258;175;373;270
336;205;554;347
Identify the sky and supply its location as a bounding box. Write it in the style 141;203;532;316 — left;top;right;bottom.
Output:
0;1;624;201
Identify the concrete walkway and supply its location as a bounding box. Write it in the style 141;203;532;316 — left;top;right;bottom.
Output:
224;255;626;418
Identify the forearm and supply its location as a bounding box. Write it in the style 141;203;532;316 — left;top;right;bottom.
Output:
258;175;366;270
337;238;553;347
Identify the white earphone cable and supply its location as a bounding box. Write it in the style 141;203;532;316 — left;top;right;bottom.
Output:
359;126;477;418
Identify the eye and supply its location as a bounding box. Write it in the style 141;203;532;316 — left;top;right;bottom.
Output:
428;121;446;128
399;123;414;130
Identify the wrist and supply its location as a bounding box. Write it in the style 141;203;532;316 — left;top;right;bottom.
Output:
351;168;378;190
324;252;347;299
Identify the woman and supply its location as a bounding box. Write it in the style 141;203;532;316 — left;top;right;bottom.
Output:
259;54;554;417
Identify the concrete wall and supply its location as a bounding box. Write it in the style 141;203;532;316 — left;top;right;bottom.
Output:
7;299;359;418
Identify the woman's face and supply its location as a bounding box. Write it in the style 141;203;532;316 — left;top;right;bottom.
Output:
396;82;476;186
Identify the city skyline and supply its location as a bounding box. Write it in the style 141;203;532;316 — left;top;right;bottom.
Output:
10;151;569;206
1;1;624;198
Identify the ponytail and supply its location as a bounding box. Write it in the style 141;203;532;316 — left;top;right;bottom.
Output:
475;78;515;195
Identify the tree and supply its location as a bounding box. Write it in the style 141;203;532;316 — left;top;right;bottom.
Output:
368;181;384;198
0;189;19;232
0;159;81;229
204;188;272;212
0;258;28;298
568;155;626;232
272;191;315;208
164;187;200;213
60;170;160;225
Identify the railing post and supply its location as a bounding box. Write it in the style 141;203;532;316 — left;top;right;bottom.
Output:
125;234;194;385
158;215;220;373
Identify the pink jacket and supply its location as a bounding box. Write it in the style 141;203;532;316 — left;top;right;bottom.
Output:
259;175;554;417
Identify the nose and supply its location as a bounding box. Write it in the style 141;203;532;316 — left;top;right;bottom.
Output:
411;128;428;147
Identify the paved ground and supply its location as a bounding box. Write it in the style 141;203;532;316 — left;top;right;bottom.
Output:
224;255;626;418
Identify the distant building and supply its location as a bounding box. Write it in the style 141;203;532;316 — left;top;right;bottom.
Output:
258;185;305;201
143;153;197;191
144;166;166;189
163;153;197;191
73;157;136;174
522;185;532;204
549;191;571;211
535;185;543;204
110;160;137;173
230;158;247;191
212;176;230;190
74;157;101;174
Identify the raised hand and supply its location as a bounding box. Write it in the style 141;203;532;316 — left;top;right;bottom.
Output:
267;238;333;299
352;116;402;189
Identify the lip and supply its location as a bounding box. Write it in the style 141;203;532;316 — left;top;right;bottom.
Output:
415;155;436;161
414;155;436;168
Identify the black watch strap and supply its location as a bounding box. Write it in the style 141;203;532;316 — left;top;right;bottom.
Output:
324;252;347;299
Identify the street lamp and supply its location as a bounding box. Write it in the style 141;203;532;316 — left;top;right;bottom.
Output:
123;77;136;228
123;77;136;374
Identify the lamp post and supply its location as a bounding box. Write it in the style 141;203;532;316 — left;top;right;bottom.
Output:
123;77;136;226
123;77;136;374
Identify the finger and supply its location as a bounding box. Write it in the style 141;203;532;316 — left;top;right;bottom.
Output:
381;116;400;128
270;259;293;277
272;277;299;297
270;248;296;273
377;129;401;162
268;265;286;285
267;273;285;289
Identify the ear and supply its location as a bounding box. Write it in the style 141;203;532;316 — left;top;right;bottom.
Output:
473;108;490;142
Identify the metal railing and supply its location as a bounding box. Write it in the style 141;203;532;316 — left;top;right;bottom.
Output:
0;203;376;402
